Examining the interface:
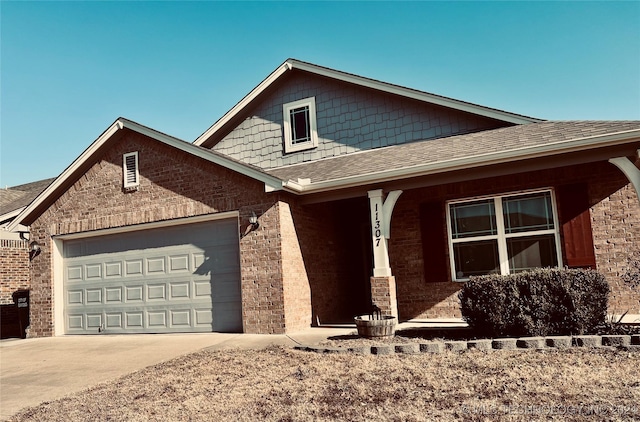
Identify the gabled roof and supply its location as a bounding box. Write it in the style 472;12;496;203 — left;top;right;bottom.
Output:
267;121;640;193
194;59;541;148
7;118;285;231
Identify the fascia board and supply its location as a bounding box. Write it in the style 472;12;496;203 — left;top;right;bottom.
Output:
284;129;640;194
120;120;285;192
288;60;540;125
193;62;291;146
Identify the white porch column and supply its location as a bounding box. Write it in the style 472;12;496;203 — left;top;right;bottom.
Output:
609;151;640;203
368;189;402;277
368;189;402;318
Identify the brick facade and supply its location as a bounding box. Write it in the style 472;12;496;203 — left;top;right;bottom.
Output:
0;239;30;338
370;276;398;318
278;202;313;331
591;183;640;314
0;239;29;305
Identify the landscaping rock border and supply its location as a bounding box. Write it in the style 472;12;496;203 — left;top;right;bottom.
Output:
296;335;640;355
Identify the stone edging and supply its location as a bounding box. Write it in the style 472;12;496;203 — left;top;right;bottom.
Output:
294;334;640;355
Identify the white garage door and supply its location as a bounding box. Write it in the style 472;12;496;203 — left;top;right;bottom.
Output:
63;218;242;334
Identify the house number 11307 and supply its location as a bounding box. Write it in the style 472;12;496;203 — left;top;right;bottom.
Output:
374;203;381;247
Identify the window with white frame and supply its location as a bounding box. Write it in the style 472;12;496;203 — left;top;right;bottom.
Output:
123;152;139;189
447;190;562;281
282;97;318;153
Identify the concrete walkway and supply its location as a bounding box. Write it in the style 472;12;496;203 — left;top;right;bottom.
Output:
0;327;356;420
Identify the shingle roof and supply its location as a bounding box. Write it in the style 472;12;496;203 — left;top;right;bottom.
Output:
0;178;56;215
266;121;640;184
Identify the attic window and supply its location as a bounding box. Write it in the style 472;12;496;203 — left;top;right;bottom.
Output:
123;152;139;189
283;97;318;153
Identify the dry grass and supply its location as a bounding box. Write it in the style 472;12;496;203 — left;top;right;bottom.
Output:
9;346;640;422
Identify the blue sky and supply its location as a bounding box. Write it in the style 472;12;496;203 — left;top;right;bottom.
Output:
1;1;639;188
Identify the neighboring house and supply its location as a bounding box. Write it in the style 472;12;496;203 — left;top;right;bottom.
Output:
7;59;640;337
1;178;54;338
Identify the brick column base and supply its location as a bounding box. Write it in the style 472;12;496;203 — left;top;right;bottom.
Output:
370;276;398;318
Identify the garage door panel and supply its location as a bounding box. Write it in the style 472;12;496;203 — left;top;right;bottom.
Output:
146;283;166;301
194;280;211;297
126;285;144;302
148;311;167;328
68;290;83;305
146;257;166;274
68;314;84;329
170;283;190;299
105;262;122;277
86;289;102;304
86;314;103;329
63;218;241;334
105;287;123;303
170;310;190;327
106;313;123;328
169;255;190;272
126;312;144;329
67;266;83;281
125;260;144;276
86;264;102;279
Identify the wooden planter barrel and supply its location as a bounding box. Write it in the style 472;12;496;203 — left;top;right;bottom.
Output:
354;315;397;338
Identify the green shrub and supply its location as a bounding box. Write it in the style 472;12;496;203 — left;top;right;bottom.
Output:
459;268;609;337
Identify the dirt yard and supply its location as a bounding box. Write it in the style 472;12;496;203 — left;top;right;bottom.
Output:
9;346;640;421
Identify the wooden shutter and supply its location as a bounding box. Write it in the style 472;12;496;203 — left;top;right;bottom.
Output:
420;201;449;283
556;183;596;269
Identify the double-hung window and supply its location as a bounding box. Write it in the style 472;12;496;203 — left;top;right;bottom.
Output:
447;190;562;281
282;97;318;153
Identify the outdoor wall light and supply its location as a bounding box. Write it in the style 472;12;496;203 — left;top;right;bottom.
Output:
249;211;260;230
29;241;42;260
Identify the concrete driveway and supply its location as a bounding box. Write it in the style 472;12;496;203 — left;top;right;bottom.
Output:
0;328;354;420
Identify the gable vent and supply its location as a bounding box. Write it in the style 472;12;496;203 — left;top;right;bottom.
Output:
123;152;139;188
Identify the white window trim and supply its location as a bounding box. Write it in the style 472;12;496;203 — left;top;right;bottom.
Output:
445;188;563;282
282;97;318;153
123;151;139;189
